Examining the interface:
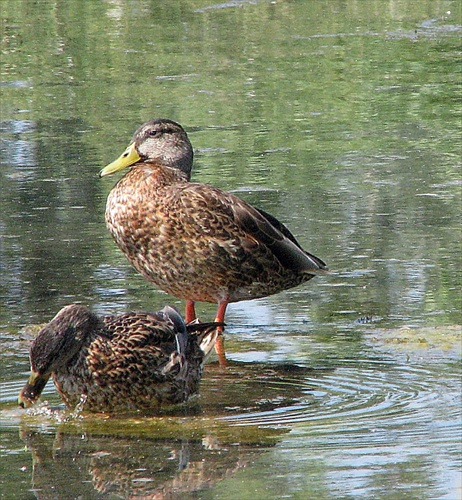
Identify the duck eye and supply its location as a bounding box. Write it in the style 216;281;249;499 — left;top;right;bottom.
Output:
148;129;160;137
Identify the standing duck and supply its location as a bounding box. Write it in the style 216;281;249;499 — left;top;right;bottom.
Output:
18;304;220;412
100;119;327;365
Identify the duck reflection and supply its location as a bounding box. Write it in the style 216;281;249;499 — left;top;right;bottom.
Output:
20;428;273;499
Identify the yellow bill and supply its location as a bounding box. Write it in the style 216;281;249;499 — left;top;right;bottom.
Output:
99;142;141;177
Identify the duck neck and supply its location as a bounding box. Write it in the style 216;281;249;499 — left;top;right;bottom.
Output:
125;164;190;188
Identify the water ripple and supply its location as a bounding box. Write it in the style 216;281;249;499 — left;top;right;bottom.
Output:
2;359;460;448
218;361;460;437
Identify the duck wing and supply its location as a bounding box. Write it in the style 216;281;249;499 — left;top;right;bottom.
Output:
173;183;327;276
232;199;328;275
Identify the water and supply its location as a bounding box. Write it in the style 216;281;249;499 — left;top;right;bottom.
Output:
1;0;461;498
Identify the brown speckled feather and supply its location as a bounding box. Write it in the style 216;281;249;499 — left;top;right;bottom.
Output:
106;164;326;304
18;304;220;413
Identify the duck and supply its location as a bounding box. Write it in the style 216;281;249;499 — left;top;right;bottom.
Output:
18;304;221;412
99;119;328;365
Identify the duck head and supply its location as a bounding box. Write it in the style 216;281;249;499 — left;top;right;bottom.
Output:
18;304;100;408
99;119;194;180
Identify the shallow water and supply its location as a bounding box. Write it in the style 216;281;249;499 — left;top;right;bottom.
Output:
1;0;461;498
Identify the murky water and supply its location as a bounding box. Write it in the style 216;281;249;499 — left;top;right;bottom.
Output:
1;0;461;498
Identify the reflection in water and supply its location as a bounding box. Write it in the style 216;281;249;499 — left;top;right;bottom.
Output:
20;428;269;499
0;120;37;168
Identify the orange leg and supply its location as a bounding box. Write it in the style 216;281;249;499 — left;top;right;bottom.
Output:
214;300;228;367
185;300;196;323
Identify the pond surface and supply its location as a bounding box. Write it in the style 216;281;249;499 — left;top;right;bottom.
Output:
1;0;461;498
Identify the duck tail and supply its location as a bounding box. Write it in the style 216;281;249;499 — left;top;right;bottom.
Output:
187;320;224;359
